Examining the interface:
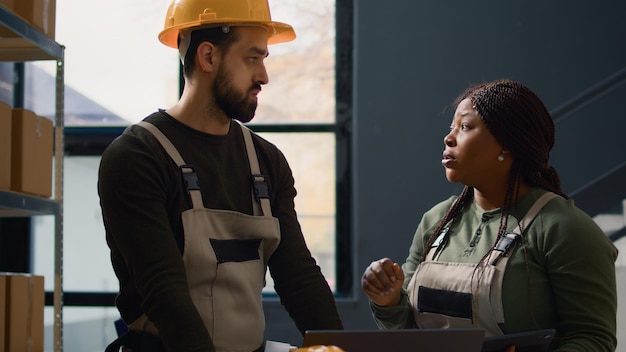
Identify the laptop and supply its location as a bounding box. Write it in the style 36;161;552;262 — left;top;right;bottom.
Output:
481;329;556;352
302;328;486;352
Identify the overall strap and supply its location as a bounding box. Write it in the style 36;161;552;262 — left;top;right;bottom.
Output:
239;122;273;217
137;121;273;217
137;121;204;210
487;192;560;267
426;224;452;261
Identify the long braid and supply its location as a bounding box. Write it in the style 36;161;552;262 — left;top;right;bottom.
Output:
419;186;473;262
473;161;523;269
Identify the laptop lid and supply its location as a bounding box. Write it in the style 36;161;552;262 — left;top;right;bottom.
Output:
302;328;486;352
481;329;556;352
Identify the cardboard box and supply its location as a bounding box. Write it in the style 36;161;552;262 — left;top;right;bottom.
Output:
2;273;44;352
0;0;16;38
11;108;53;198
0;275;6;352
7;0;55;39
0;0;14;11
0;102;11;191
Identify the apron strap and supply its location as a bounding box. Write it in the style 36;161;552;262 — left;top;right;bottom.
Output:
136;121;273;216
137;121;205;209
137;121;185;165
425;225;452;261
239;123;273;217
487;191;559;266
425;192;559;265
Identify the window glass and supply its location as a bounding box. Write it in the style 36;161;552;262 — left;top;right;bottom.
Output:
30;0;335;126
254;2;336;124
0;62;13;105
31;0;179;126
34;157;113;292
260;132;337;291
43;307;119;351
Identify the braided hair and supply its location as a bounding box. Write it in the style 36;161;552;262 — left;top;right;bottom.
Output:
421;79;568;261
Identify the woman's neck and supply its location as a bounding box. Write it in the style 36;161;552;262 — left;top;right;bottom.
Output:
474;183;532;210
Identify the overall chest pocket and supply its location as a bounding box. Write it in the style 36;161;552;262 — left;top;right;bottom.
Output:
210;238;262;263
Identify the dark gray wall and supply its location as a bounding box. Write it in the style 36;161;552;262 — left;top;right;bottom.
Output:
264;1;626;345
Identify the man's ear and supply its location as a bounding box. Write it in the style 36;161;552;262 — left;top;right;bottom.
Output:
196;41;217;73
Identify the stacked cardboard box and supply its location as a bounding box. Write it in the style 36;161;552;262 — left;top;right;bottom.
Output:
11;108;54;198
15;0;55;39
0;0;56;39
0;102;10;191
0;273;44;352
0;0;13;12
0;103;54;197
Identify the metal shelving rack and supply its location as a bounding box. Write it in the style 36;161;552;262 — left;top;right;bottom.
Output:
0;5;64;352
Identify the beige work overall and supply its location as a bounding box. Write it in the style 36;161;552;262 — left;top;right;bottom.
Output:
407;192;558;336
131;121;280;352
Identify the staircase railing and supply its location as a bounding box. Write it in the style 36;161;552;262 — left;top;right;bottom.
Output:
552;67;626;123
551;68;626;242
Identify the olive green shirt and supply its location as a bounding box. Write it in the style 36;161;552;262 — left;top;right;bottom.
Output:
371;188;618;352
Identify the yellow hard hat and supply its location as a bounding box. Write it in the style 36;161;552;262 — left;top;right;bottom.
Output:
159;0;296;48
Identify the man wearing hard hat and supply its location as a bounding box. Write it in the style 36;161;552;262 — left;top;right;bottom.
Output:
99;0;344;351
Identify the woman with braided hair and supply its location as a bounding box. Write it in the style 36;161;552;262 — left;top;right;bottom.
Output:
361;79;618;351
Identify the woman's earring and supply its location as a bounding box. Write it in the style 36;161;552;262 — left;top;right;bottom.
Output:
497;153;505;162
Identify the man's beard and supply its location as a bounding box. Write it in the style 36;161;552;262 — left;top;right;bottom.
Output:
213;65;260;123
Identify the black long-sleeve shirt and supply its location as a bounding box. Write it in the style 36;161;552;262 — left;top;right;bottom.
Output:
98;111;343;352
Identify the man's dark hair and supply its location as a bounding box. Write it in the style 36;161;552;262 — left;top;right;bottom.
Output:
179;26;240;78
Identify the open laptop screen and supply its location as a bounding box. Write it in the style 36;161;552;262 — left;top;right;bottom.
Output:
302;328;485;352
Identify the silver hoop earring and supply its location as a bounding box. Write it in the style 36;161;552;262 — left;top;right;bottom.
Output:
497;154;505;162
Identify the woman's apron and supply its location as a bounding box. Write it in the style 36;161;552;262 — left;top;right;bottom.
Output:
127;121;281;352
406;192;558;336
